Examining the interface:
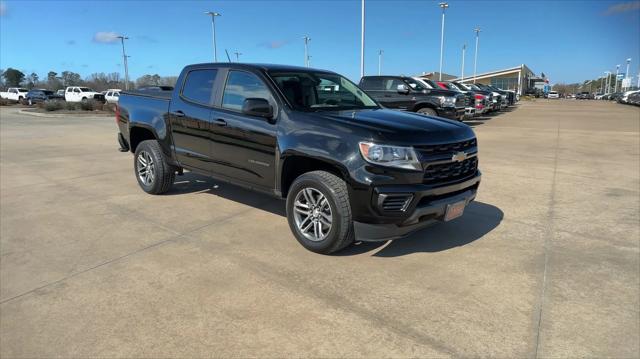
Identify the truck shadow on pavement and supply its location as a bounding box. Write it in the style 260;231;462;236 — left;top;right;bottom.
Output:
169;172;503;257
340;201;503;257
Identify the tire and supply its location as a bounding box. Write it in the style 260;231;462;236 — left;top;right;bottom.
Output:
28;98;32;106
286;170;354;254
134;140;175;194
417;107;437;116
81;97;87;102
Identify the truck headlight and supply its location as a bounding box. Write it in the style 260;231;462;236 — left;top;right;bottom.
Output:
438;96;457;107
358;142;422;170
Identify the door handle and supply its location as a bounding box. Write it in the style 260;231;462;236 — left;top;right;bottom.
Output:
170;110;185;117
213;118;227;126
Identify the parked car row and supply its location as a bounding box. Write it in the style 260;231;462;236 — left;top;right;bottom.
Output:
358;75;517;122
618;90;640;106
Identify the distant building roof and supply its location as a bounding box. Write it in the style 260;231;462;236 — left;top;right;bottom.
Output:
454;64;535;82
417;71;458;81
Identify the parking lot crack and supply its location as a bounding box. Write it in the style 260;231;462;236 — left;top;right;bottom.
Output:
532;123;561;359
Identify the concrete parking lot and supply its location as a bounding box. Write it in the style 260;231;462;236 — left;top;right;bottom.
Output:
1;100;638;357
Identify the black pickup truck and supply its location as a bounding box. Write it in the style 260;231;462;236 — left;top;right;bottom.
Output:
359;75;467;121
116;63;481;254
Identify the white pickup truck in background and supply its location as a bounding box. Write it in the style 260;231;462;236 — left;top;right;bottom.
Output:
64;87;105;103
0;88;29;102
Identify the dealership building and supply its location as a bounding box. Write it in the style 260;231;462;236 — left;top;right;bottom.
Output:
418;64;544;95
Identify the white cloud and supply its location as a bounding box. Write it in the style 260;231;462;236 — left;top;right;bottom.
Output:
93;31;120;44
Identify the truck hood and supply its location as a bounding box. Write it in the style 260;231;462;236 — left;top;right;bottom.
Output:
311;108;475;145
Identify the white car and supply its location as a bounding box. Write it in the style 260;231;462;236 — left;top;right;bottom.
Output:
0;87;29;102
619;90;639;104
104;89;122;104
548;91;560;99
64;87;105;103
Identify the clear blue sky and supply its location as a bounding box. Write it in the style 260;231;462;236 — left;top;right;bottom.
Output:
1;0;639;84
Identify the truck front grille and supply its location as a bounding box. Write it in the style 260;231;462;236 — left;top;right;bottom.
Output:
415;138;477;157
423;157;478;184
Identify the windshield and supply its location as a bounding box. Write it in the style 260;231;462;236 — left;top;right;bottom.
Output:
441;82;460;92
449;82;466;91
403;78;427;92
269;71;378;111
79;87;94;92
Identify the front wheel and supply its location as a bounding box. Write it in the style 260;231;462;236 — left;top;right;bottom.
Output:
417;107;437;116
286;171;354;254
134;140;175;194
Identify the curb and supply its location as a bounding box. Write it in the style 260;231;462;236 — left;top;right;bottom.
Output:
17;109;113;118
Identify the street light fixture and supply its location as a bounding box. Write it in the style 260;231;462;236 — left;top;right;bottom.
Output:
438;2;449;81
204;11;221;62
473;27;481;83
303;35;311;67
234;51;242;62
116;35;130;90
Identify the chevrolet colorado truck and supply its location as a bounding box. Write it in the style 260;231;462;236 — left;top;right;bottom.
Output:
359;75;467;121
116;63;481;254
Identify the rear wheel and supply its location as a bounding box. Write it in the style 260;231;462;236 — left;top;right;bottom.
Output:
417;107;437;116
134;140;175;194
286;171;354;254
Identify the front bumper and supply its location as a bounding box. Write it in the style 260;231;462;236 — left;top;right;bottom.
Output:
353;173;480;241
439;107;466;120
464;107;476;118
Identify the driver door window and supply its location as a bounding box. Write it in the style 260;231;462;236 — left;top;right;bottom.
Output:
222;71;274;111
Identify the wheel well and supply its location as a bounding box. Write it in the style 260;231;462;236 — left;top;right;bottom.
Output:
413;102;437;112
280;156;347;197
129;127;156;153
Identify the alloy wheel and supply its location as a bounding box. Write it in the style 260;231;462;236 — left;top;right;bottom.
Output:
136;150;155;186
293;188;333;242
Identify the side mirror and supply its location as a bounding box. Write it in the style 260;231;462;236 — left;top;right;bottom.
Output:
397;84;410;94
242;98;273;119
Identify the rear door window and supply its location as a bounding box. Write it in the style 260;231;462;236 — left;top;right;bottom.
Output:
181;69;218;106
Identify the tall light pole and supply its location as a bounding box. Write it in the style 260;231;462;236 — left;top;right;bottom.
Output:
605;71;611;94
378;49;383;75
600;76;604;94
438;2;449;81
614;64;620;92
204;11;221;62
303;35;311;67
116;35;130;90
624;58;631;90
473;27;481;83
460;44;466;80
234;51;242;62
360;0;365;78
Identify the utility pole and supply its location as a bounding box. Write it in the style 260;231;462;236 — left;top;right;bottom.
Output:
614;64;620;92
234;51;242;62
473;27;481;83
461;44;466;80
605;71;611;94
302;35;311;67
600;76;604;94
438;2;449;81
116;35;130;90
204;11;221;62
624;58;631;91
360;0;365;78
378;49;383;75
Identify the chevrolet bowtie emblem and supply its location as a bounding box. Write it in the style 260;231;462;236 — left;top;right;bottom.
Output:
452;151;468;162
